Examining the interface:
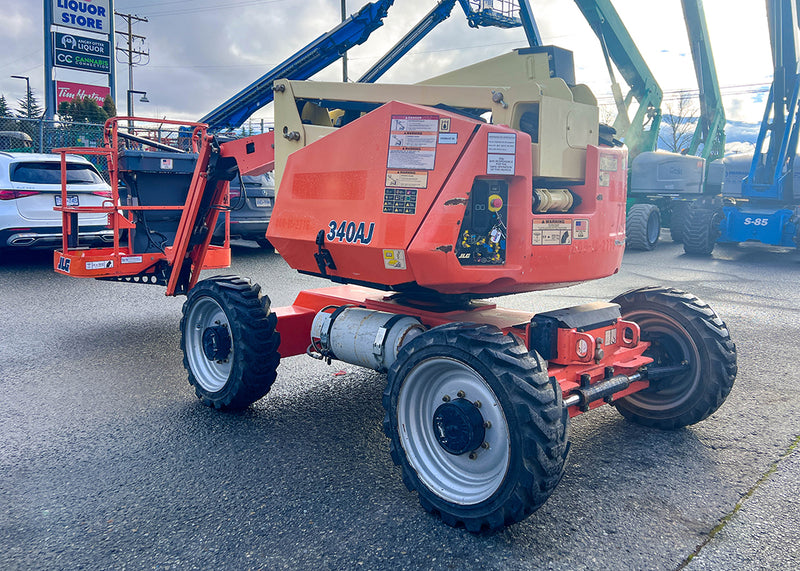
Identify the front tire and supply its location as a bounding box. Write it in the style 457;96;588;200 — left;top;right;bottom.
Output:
683;207;722;256
611;286;736;429
382;323;569;532
626;203;661;250
180;275;280;409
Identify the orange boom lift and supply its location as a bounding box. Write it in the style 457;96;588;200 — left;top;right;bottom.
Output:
53;48;736;532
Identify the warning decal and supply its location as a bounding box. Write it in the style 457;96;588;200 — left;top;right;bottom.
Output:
385;170;428;189
532;219;572;245
487;132;516;175
383;188;418;214
599;154;619;172
86;260;114;270
388;115;438;171
383;249;407;270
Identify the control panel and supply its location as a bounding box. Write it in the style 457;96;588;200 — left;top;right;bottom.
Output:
455;179;508;265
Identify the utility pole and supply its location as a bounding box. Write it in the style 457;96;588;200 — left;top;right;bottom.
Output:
114;12;149;118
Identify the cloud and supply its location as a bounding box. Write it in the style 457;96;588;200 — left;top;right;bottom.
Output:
0;0;776;128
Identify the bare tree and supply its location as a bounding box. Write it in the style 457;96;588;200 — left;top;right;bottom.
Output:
659;91;699;153
599;103;618;127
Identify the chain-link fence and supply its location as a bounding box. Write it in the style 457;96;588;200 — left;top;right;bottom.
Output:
0;116;105;153
0;117;197;180
1;116;274;153
0;115;274;180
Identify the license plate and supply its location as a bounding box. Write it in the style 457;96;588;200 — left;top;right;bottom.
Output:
255;198;272;208
54;195;79;207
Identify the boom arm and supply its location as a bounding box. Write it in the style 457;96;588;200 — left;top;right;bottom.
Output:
359;0;541;84
572;0;663;158
682;0;726;162
359;0;459;83
201;0;541;131
200;0;394;131
744;0;800;199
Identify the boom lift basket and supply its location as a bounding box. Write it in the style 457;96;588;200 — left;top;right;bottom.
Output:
53;117;237;295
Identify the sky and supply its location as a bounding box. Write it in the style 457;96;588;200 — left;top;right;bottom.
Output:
0;0;775;131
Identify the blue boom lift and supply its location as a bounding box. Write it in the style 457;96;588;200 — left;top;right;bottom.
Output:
685;0;800;255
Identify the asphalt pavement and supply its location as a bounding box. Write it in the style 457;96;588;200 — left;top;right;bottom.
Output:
1;237;799;570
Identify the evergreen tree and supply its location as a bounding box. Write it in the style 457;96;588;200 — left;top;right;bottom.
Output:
16;87;42;118
0;94;10;117
58;97;110;123
0;94;14;131
102;95;117;118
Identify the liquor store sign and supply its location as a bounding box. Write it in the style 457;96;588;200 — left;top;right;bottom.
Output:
52;0;110;33
53;32;111;73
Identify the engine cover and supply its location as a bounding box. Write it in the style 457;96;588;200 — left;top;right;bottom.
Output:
267;101;628;297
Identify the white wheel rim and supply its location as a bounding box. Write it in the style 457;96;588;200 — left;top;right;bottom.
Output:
396;357;510;505
185;296;233;392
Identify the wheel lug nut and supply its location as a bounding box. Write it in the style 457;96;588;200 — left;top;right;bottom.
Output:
468;452;478;460
442;395;451;402
483;421;491;429
474;400;482;408
481;442;490;450
457;390;465;398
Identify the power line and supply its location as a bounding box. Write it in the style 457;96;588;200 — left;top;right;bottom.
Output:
596;83;771;103
115;12;150;116
135;0;289;18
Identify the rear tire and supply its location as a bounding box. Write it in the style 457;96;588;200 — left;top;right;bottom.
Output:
611;286;736;429
383;323;569;532
669;201;691;244
683;207;722;256
626;203;661;250
180;275;280;409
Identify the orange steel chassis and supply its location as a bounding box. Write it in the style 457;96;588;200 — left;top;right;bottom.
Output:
273;285;651;418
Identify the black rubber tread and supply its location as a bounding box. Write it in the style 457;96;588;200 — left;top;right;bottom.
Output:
669;201;691;244
180;275;281;409
682;207;722;256
626;203;661;251
611;286;736;429
382;323;569;532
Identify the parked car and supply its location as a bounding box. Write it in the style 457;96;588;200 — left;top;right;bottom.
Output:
214;172;275;248
0;152;114;251
0;131;33;152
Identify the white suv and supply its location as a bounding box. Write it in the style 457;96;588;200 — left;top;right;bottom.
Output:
0;152;114;251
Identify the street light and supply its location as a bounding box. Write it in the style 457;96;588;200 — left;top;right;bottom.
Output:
11;75;31;117
127;89;150;119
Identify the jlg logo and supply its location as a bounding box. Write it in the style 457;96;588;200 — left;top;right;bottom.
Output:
57;256;71;273
326;220;375;245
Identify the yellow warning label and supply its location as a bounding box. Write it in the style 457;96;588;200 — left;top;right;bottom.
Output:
383;249;407;270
